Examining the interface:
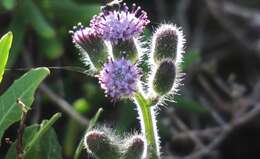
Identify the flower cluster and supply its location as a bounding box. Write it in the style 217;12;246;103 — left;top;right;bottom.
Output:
71;2;186;159
90;3;150;43
71;2;148;99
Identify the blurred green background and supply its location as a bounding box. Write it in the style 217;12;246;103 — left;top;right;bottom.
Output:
1;0;260;158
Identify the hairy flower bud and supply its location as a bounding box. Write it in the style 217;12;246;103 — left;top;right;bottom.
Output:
85;130;121;159
70;24;108;70
112;38;138;63
122;135;145;159
152;24;183;64
152;59;176;95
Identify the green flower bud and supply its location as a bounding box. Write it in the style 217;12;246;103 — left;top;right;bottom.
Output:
152;59;176;95
85;130;121;159
112;38;138;63
122;135;145;159
152;24;183;64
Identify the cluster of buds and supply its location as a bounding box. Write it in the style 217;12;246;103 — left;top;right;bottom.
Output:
71;1;185;158
150;24;185;104
85;127;145;159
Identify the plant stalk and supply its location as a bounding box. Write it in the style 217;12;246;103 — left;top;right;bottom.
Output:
134;92;159;159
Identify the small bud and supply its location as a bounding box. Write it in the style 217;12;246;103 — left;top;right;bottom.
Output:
152;59;176;95
152;24;183;64
70;24;108;70
112;38;138;63
122;135;145;159
85;130;121;159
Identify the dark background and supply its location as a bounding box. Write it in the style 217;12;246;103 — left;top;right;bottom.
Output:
1;0;260;158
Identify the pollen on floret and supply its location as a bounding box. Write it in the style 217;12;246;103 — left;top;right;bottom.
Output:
98;58;141;99
90;3;150;43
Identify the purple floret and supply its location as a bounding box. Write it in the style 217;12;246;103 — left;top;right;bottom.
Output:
90;3;150;43
98;59;140;99
70;23;99;48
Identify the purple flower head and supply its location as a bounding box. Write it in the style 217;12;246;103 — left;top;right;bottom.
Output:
98;58;140;99
90;3;150;43
70;23;99;48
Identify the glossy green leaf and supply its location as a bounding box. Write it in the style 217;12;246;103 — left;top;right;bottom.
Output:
5;123;62;159
0;67;50;142
0;32;13;83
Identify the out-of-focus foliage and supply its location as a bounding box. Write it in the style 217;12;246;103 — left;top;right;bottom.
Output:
0;0;100;65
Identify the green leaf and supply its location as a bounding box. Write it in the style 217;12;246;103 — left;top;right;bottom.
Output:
23;113;61;157
8;9;26;66
0;67;50;142
1;0;16;10
5;123;62;159
0;32;13;83
25;0;55;38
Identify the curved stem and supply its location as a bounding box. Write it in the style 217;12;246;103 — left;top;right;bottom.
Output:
134;92;160;159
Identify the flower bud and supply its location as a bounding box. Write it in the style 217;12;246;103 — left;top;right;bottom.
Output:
152;59;176;95
85;130;121;159
122;135;145;159
112;38;138;63
152;24;182;64
70;24;108;70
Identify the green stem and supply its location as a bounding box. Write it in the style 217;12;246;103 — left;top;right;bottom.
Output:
134;92;159;159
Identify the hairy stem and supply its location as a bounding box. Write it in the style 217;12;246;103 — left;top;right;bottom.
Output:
134;92;160;159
